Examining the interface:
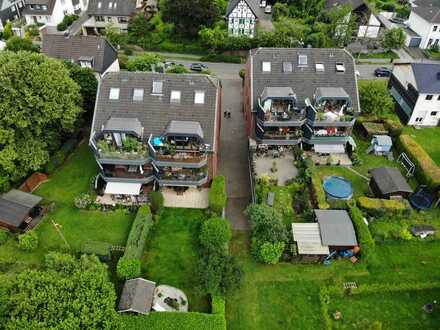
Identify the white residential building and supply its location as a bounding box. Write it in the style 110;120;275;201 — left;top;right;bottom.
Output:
226;0;272;38
406;4;440;49
22;0;88;26
0;0;25;31
389;63;440;127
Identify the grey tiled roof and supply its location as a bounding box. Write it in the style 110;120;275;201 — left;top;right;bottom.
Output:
118;278;156;314
165;120;204;139
92;72;220;147
87;0;137;16
412;5;440;23
249;48;360;112
41;34;118;74
369;167;413;195
23;0;56;15
411;63;440;94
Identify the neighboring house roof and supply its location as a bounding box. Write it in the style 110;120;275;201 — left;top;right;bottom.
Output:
412;5;440;23
118;278;156;314
315;209;358;246
22;0;56;15
249;48;360;112
292;223;330;255
226;0;263;18
92;72;220;147
0;190;42;228
410;63;440;94
325;0;365;10
87;0;137;16
369;167;413;195
41;34;118;74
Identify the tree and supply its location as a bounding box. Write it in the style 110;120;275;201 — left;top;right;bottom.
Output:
3;22;13;40
258;241;285;264
162;0;221;38
105;22;128;48
128;12;155;40
382;27;405;51
325;5;355;47
200;217;232;253
199;25;228;52
126;53;164;71
272;18;311;47
117;257;141;279
63;61;98;114
5;36;39;52
358;81;394;117
0;51;82;191
1;253;119;328
272;2;291;21
166;65;190;74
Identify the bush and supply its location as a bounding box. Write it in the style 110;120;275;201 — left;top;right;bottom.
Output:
211;296;225;316
5;36;39;53
199;54;242;63
383;119;403;137
56;14;79;31
348;206;377;267
18;231;38;252
209;176;227;216
149;191;164;214
123;205;153;260
45;252;77;273
311;172;330;209
126;53;164;71
257;241;285;264
397;135;440;188
0;231;9;245
357;197;410;217
200;218;231;253
166;65;190;74
81;241;112;258
74;193;93;209
117;257;141;279
45;137;78;174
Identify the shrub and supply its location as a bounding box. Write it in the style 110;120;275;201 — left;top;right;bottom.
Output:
0;231;9;245
56;14;79;31
18;231;38;252
257;241;285;264
45;137;78;174
5;36;39;53
126;53;164;71
209;176;227;216
200;218;231;253
383;119;402;137
123;205;153;260
246;204;287;243
45;252;77;273
166;65;190;74
81;241;112;258
397;135;440;188
311;172;330;209
211;295;225;316
348;206;377;267
74;193;93;209
357;197;410;217
149;191;164;214
117;257;141;279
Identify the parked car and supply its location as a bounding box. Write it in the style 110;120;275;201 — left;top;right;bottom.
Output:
374;67;392;77
190;63;208;71
264;5;272;14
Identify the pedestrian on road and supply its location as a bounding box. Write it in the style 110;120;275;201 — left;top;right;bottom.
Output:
224;111;227;118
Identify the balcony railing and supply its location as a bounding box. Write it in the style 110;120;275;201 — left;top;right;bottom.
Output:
94;137;149;161
263;133;302;140
154;153;207;163
103;170;154;179
156;173;209;186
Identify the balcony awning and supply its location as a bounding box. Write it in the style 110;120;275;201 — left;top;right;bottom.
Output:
104;182;141;195
261;87;296;101
103;117;143;137
315;87;350;104
165;120;204;140
314;144;345;154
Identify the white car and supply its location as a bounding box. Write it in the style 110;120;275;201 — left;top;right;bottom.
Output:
264;5;272;14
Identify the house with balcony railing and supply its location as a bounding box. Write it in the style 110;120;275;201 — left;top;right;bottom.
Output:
90;71;221;196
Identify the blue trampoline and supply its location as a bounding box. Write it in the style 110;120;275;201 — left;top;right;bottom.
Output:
323;176;353;200
410;186;435;210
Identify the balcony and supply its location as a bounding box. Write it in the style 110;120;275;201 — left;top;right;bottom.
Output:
312;128;349;137
156;167;208;187
102;164;154;184
94;135;149;164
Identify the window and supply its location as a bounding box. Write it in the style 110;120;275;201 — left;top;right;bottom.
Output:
114;2;117;8
434;25;438;31
118;16;128;23
262;61;271;72
97;1;101;8
194;91;205;104
283;62;293;73
152;81;163;95
428;38;433;46
336;62;345;72
11;6;15;11
426;94;433;100
133;88;144;102
431;111;438;116
170;90;181;103
108;2;112;8
298;54;307;66
109;88;120;100
437;95;440;101
107;16;112;22
80;60;92;68
415;117;423;122
60;0;65;5
95;15;104;21
315;63;325;72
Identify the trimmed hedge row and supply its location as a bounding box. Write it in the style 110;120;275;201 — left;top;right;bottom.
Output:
397;135;440;188
357;196;410;217
311;172;330;209
209;176;227;216
120;312;226;330
348;206;377;267
211;296;226;316
199;54;243;63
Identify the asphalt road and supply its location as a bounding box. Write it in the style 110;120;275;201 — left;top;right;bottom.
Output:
173;59;392;80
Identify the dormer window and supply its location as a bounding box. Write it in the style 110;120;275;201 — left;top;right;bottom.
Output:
108;2;112;9
79;56;93;69
152;81;163;95
283;62;293;73
315;63;325;72
298;54;307;66
170;90;181;103
109;88;120;100
114;2;117;8
97;1;101;8
262;61;271;72
194;91;205;104
133;88;144;102
336;62;345;72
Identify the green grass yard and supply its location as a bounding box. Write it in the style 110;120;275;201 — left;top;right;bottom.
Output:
142;208;210;313
402;127;440;166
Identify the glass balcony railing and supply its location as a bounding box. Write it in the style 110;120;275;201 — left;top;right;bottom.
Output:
95;138;149;161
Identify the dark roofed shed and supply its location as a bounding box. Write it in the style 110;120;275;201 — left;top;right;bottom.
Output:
369;167;413;199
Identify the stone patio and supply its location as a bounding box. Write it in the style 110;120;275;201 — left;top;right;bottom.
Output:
162;187;209;209
253;154;298;186
309;153;352;166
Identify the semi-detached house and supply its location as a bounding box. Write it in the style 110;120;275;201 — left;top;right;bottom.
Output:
90;72;222;196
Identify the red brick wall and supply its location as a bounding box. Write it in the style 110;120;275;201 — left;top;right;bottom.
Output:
208;81;222;184
243;56;254;138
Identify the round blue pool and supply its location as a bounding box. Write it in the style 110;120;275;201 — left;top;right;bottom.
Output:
323;176;353;200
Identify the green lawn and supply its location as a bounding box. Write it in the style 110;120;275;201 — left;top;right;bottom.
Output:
355;51;398;60
402;127;440;166
142;208;210;312
0;143;134;269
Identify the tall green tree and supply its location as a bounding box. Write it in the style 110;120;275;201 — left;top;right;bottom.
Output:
0;51;82;191
382;27;405;51
5;36;39;52
325;5;356;47
126;52;164;71
358;81;394;117
3;22;13;40
162;0;221;38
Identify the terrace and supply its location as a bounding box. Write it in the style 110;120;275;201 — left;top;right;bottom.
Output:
101;164;154;183
156;167;209;187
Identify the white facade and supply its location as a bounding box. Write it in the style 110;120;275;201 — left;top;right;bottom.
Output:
24;0;88;26
82;15;129;34
227;0;256;37
407;11;440;49
357;13;381;38
408;93;440;126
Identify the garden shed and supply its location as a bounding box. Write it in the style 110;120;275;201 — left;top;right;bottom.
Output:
314;210;358;249
369;167;413;199
118;278;156;315
291;223;330;255
370;135;392;155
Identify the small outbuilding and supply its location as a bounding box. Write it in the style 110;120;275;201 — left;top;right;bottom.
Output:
410;225;436;238
292;223;330;256
314;209;358;249
0;190;43;232
369;167;413;199
118;278;156;315
370;135;392;155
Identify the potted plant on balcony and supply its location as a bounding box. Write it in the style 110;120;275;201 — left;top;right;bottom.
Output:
122;137;140;153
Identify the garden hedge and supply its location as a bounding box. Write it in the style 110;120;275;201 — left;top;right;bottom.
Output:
81;241;111;259
311;172;330;209
348;206;377;267
397;135;440;188
149;191;164;214
199;54;242;63
211;296;226;316
123;205;153;260
357;197;410;217
209;176;227;216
